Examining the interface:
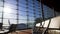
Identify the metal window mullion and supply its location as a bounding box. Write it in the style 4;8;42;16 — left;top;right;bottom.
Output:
33;0;36;34
33;0;36;28
40;0;45;28
33;0;36;19
26;0;29;28
53;8;56;17
41;0;45;21
2;0;4;25
16;0;19;24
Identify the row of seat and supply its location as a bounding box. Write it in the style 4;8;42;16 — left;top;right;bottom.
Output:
0;23;31;34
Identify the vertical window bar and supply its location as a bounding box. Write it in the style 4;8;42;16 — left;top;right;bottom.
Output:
26;0;29;28
41;0;45;21
41;0;46;27
16;0;19;24
33;0;37;34
40;0;45;28
33;0;36;29
53;8;56;17
2;0;4;25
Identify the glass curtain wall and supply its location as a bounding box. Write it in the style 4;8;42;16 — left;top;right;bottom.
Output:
0;0;42;28
0;0;54;28
43;5;54;19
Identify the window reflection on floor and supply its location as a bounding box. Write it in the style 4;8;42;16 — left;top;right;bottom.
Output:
48;30;60;34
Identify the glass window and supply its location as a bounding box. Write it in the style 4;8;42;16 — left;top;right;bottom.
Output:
10;10;17;14
35;6;39;9
39;15;42;18
28;12;34;17
29;9;34;12
34;1;39;5
4;0;17;5
18;7;26;11
0;0;51;28
28;21;35;23
39;9;42;12
29;11;34;14
36;14;40;18
0;1;3;7
28;9;34;12
3;13;17;19
28;23;34;28
43;5;54;18
0;0;3;1
47;8;54;17
28;7;33;10
35;3;39;7
4;3;17;10
35;11;40;15
18;2;26;7
3;19;9;25
4;4;17;10
44;15;48;18
18;20;27;24
18;0;26;4
9;19;17;24
18;5;26;9
4;7;17;14
0;7;3;13
35;9;39;12
18;10;26;12
43;5;48;10
34;7;39;10
19;11;27;16
18;0;26;2
0;13;2;18
34;0;37;2
29;17;35;21
19;16;27;20
29;18;35;21
28;0;33;3
28;3;33;7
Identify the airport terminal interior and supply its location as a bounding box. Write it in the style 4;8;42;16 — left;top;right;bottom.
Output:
0;0;60;34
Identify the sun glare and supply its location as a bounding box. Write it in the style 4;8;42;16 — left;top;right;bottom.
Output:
4;7;12;13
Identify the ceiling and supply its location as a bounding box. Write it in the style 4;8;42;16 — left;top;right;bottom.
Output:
37;0;60;12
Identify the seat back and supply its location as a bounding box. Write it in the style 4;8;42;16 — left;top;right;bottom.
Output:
0;23;3;30
8;24;17;32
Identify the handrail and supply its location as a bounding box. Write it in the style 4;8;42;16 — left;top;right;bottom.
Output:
42;19;51;34
8;19;10;25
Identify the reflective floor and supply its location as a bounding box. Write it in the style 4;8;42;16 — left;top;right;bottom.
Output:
48;30;60;34
0;29;60;34
8;29;32;34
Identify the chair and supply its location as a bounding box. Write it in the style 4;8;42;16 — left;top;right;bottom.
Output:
0;23;3;30
0;19;17;34
5;19;17;34
0;23;9;34
0;24;17;34
6;24;17;34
